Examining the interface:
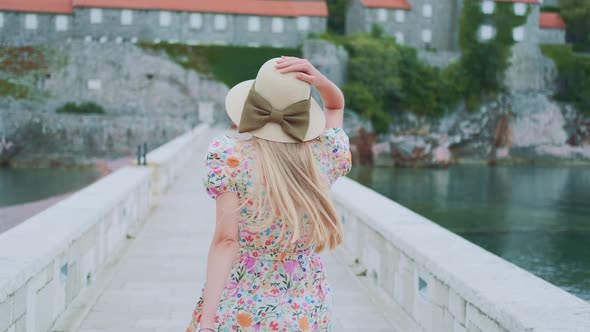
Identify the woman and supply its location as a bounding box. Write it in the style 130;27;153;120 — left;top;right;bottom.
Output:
186;56;352;332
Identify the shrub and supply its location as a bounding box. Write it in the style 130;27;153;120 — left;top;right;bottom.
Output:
56;102;105;114
541;44;590;113
139;43;301;88
560;0;590;52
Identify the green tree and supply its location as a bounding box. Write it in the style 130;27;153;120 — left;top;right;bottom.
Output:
456;1;529;110
560;0;590;52
327;0;350;35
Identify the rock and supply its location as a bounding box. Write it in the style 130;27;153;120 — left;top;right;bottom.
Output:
510;97;567;147
0;136;19;164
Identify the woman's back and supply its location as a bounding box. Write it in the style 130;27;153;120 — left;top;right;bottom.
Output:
203;127;352;254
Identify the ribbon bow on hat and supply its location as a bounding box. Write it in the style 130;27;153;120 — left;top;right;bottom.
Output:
238;82;311;142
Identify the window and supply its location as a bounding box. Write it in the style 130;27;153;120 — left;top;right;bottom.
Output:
131;37;138;44
422;29;432;43
56;15;68;31
121;10;133;25
395;10;405;23
214;15;227;30
87;79;102;90
248;16;260;32
25;14;38;30
514;3;527;16
481;0;495;14
159;11;171;27
90;8;102;24
479;25;495;41
297;16;310;31
513;26;525;42
271;17;284;33
190;13;202;29
377;9;387;22
0;13;4;28
115;36;123;43
395;32;405;45
423;4;433;18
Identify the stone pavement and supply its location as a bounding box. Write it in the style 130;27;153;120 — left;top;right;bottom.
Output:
62;129;398;332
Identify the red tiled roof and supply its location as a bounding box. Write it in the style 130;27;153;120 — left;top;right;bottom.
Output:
0;0;73;14
495;0;541;3
360;0;411;9
539;12;567;30
73;0;328;17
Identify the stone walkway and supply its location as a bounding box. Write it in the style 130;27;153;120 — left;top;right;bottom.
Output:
65;129;397;332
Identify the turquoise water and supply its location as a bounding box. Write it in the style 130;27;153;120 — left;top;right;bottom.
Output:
347;165;590;302
0;167;101;207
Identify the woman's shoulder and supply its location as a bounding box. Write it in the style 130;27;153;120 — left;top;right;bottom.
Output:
315;127;350;149
206;132;253;155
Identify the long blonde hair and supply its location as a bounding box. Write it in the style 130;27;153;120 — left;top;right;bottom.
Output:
244;136;342;252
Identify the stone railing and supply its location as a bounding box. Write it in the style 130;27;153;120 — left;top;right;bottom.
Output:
0;124;208;332
331;177;590;332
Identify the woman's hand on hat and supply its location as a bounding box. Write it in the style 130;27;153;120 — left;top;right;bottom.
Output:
275;56;327;88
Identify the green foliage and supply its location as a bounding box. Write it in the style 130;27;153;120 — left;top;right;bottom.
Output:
56;102;105;115
457;1;529;110
327;33;457;133
139;42;301;87
560;0;590;52
0;79;29;99
540;6;561;13
327;0;350;35
541;44;590;114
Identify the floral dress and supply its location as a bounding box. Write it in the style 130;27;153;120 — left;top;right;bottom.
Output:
186;127;352;332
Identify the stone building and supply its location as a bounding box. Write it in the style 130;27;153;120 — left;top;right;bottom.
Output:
346;0;462;51
0;0;74;46
539;12;567;44
0;0;328;47
346;0;553;51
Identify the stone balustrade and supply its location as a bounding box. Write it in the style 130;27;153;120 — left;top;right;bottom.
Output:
331;177;590;332
0;124;208;332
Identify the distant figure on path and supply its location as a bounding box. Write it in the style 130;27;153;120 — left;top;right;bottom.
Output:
186;57;352;332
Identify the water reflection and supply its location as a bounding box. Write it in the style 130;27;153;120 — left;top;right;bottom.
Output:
347;165;590;302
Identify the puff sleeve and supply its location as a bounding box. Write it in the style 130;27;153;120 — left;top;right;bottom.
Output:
202;135;242;199
316;127;353;186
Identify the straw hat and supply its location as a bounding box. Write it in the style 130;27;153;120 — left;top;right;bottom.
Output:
225;57;325;143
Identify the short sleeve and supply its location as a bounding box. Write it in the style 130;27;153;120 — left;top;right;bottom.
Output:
316;127;352;186
202;135;242;199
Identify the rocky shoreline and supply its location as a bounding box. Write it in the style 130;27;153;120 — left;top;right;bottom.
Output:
344;93;590;168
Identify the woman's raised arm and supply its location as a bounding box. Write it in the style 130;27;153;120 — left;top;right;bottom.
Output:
275;56;344;129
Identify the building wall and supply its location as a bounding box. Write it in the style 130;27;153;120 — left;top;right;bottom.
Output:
0;12;72;46
345;0;544;52
543;0;560;7
347;0;462;51
539;29;566;45
345;0;367;35
0;8;326;47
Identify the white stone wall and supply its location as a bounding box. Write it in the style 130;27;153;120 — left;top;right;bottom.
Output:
0;124;208;332
331;177;590;332
539;29;566;45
